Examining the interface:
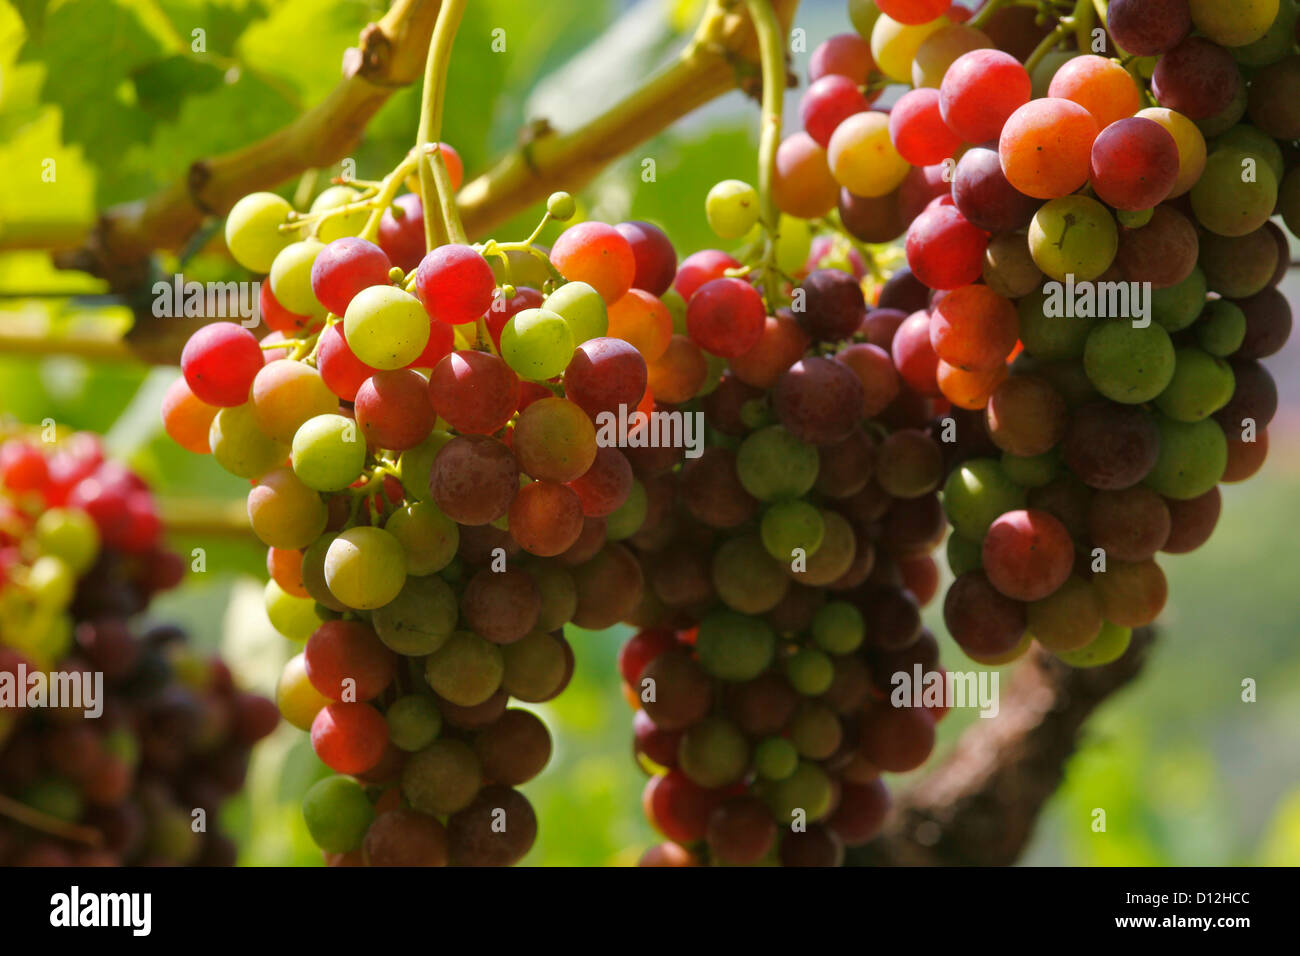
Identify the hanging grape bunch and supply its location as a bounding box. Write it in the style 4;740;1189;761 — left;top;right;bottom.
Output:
0;430;276;866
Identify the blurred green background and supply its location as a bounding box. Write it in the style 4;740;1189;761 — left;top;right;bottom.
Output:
1;0;1297;865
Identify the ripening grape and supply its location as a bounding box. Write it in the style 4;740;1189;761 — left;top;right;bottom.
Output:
1089;117;1179;210
999;98;1098;199
1048;55;1141;132
430;434;519;526
277;653;332;731
1107;0;1190;56
939;49;1031;143
905;202;988;290
311;702;389;774
686;277;766;358
1151;37;1242;120
401;740;483;816
1028;195;1118;282
890;89;961;166
871;11;949;83
247;467;328;550
1188;0;1277;48
1136;107;1206;197
513;398;598;483
912;23;991;88
181;322;263;408
953;146;1040;234
828;111;910;199
210;404;288;480
615;221;677;297
773;133;840;218
324;526;408;610
310;237;391;316
802;75;873;149
372;574;458;655
251;359;338;444
161;377;218;454
543;281;608;344
943;570;1027;658
942;458;1026;540
269;239;326;317
343;285;431;370
305;619;396;701
1189;147;1278;237
550;222;636;304
929;284;1019;372
424;631;504;707
606;289;674;363
225;192;295;273
981;509;1074;602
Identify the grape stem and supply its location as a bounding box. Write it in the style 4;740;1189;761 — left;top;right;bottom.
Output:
0;793;104;847
414;0;468;251
741;0;786;314
1024;0;1096;74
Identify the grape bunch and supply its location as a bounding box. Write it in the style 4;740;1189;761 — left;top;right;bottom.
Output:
0;430;275;866
786;0;1295;670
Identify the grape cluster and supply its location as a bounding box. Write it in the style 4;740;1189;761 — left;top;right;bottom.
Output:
831;0;1293;668
0;430;275;865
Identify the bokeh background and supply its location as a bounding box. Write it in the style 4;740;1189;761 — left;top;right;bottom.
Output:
1;0;1297;865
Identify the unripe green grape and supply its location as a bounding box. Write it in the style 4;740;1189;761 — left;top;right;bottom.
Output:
761;760;833;824
1151;265;1208;332
1189;147;1277;237
1000;450;1060;488
755;736;799;781
784;646;834;696
678;716;750;788
1233;0;1298;66
302;776;374;854
34;508;98;575
385;500;458;574
695;609;776;681
225;191;295;273
397;430;454;502
736;426;820;501
946;531;983;575
1054;621;1132;667
424;630;503;707
760;499;825;563
811;601;864;654
210;404;289;480
264;578;321;641
1028;195;1118;281
706;179;761;239
547;191;576;221
26;556;74;609
269;239;326;316
343;285;431;370
1154;347;1235;422
386;694;442;752
789;702;842;760
1017;284;1097;360
1212;125;1284;183
942;458;1027;541
401;739;482;816
775;214;814;275
1188;0;1277;48
311;185;368;242
1195;299;1247;356
1143;415;1228;499
291;413;366;492
324;526;407;610
500;307;574;380
372;574;457;655
711;534;790;614
1116;207;1153;228
542;281;607;344
605;479;647;541
1083;321;1176;404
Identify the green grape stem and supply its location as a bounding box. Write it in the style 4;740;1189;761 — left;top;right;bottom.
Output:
742;0;786;314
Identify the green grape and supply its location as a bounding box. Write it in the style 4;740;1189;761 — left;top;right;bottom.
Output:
269;239;326;316
34;508;99;575
1195;299;1247;356
1017;284;1096;360
694;609;776;681
1083;321;1176;404
1000;450;1060;488
1189;147;1278;237
942;458;1027;541
225;191;294;273
848;0;881;40
1144;415;1228;499
761;760;833;824
1212;125;1284;183
302;533;347;612
663;287;687;335
678;716;750;788
754;736;799;781
247;467;328;549
1028;195;1118;281
311;185;369;243
736;426;819;501
547;191;577;220
400;740;482;816
424;631;504;707
500;630;567;702
386;694;443;752
276;653;329;730
760;500;825;563
706;179;760;239
774;214;814;276
291;413;366;492
1116;207;1153;228
1233;0;1298;66
210;404;288;480
543;281;608;344
1054;621;1132;667
264;578;322;641
784;646;834;696
1189;0;1277;47
385;500;458;574
301;776;374;853
605;479;648;541
711;534;790;614
1154;347;1235;422
397;430;454;502
946;530;984;575
372;574;457;655
790;702;842;759
324;526;408;610
811;601;864;654
500;307;575;380
343;285;431;370
1151;266;1208;332
26;556;74;609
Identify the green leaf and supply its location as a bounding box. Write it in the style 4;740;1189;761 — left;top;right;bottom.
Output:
131;53;224;121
